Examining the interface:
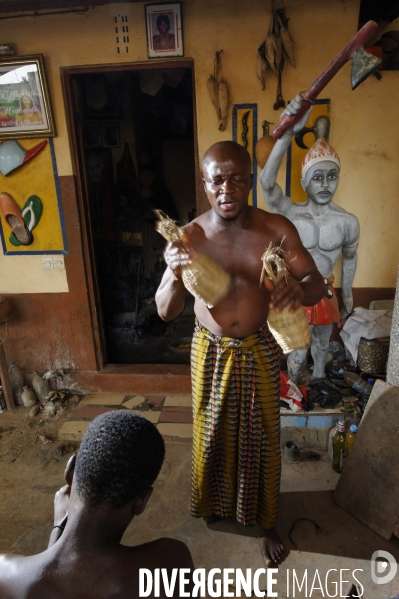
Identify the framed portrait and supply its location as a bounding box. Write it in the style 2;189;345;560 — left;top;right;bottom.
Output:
101;123;120;148
0;54;55;139
145;2;183;58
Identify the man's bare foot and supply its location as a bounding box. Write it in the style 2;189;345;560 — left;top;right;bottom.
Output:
203;514;224;525
256;524;284;567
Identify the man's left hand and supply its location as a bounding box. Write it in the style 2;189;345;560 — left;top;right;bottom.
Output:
264;275;305;313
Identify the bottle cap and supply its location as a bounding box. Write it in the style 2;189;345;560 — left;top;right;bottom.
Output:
349;424;358;433
367;378;375;384
10;360;15;365
337;420;345;432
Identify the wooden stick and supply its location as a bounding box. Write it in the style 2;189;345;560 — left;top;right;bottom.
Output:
0;341;15;410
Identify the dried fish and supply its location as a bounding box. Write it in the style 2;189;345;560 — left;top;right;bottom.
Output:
207;74;221;120
256;54;267;91
218;78;230;132
277;13;296;67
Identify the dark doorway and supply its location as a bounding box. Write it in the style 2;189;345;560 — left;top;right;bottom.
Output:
65;63;198;365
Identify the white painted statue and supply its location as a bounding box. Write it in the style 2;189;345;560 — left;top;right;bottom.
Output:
261;95;360;381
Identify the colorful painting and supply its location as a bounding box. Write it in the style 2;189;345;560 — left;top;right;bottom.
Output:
0;138;67;255
232;104;258;207
0;55;55;139
285;99;330;203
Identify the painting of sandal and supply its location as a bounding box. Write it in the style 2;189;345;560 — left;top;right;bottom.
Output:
0;139;67;255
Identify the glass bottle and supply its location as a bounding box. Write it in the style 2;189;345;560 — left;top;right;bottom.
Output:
332;420;346;473
345;424;358;453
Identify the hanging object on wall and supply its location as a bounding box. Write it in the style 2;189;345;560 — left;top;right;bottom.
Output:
0;192;33;245
207;50;231;131
9;195;43;246
257;7;296;110
232;104;258;206
0;139;67;255
0;139;47;176
255;120;275;169
295;115;330;149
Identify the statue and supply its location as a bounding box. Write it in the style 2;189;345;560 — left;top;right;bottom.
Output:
261;96;360;382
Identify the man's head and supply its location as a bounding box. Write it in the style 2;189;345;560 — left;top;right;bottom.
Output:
202;141;253;220
156;14;170;34
73;411;165;509
301;138;340;203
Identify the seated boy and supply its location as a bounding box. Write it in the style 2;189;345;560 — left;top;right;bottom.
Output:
0;411;193;598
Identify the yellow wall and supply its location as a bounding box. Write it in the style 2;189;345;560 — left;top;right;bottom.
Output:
1;0;398;291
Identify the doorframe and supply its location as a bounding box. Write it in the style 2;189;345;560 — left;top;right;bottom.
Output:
61;58;200;369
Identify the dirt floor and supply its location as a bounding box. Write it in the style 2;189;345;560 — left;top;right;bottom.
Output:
1;401;399;598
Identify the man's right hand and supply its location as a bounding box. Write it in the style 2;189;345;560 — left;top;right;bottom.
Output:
164;237;194;278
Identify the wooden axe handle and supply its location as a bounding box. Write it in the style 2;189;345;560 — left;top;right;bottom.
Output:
272;20;378;140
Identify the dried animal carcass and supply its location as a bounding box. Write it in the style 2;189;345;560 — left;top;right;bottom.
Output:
207;50;231;131
257;8;296;110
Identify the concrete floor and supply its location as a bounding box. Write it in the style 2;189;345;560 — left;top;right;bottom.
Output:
1;406;399;598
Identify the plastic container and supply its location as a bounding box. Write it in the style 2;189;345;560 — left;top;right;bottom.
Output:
345;424;358;453
8;361;24;405
361;378;375;410
332;420;346;473
32;371;50;403
21;386;38;408
343;371;368;393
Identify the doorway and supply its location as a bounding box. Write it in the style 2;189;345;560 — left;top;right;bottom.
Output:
64;61;199;366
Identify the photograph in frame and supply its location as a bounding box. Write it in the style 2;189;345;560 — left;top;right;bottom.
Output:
0;54;55;139
101;123;120;148
145;2;183;58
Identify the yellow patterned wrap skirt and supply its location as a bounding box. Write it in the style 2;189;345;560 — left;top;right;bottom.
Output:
191;320;281;529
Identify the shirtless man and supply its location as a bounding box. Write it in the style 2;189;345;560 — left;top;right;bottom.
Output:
261;96;360;382
0;411;193;599
156;140;325;566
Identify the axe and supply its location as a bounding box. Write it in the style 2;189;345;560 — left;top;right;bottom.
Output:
272;20;381;140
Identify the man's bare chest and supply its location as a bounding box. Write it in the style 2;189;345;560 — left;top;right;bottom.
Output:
195;232;269;283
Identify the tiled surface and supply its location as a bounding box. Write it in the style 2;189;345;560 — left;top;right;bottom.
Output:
164;394;192;407
60;391;350;442
80;393;126;406
159;411;193;423
157;423;193;438
73;406;116;419
130;410;161;424
59;394;192;440
122;396;146;410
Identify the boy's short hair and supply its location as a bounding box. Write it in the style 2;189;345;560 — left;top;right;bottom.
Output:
74;411;165;508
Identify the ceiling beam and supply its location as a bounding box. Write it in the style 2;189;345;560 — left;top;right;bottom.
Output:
0;0;138;15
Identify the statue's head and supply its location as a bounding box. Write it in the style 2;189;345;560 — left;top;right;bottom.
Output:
301;138;340;204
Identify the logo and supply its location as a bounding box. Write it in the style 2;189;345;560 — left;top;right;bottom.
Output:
371;550;397;585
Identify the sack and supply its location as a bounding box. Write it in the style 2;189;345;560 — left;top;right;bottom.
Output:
260;240;310;353
154;210;231;308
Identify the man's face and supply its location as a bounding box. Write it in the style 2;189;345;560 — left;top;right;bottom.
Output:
158;19;169;33
202;152;253;220
303;160;339;204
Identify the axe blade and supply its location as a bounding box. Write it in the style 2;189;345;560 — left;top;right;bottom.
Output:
351;47;382;90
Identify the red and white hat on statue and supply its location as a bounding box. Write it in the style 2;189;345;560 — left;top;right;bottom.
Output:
301;138;340;178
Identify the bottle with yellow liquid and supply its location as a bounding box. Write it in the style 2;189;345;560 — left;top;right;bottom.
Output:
345;424;358;453
332;420;346;473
